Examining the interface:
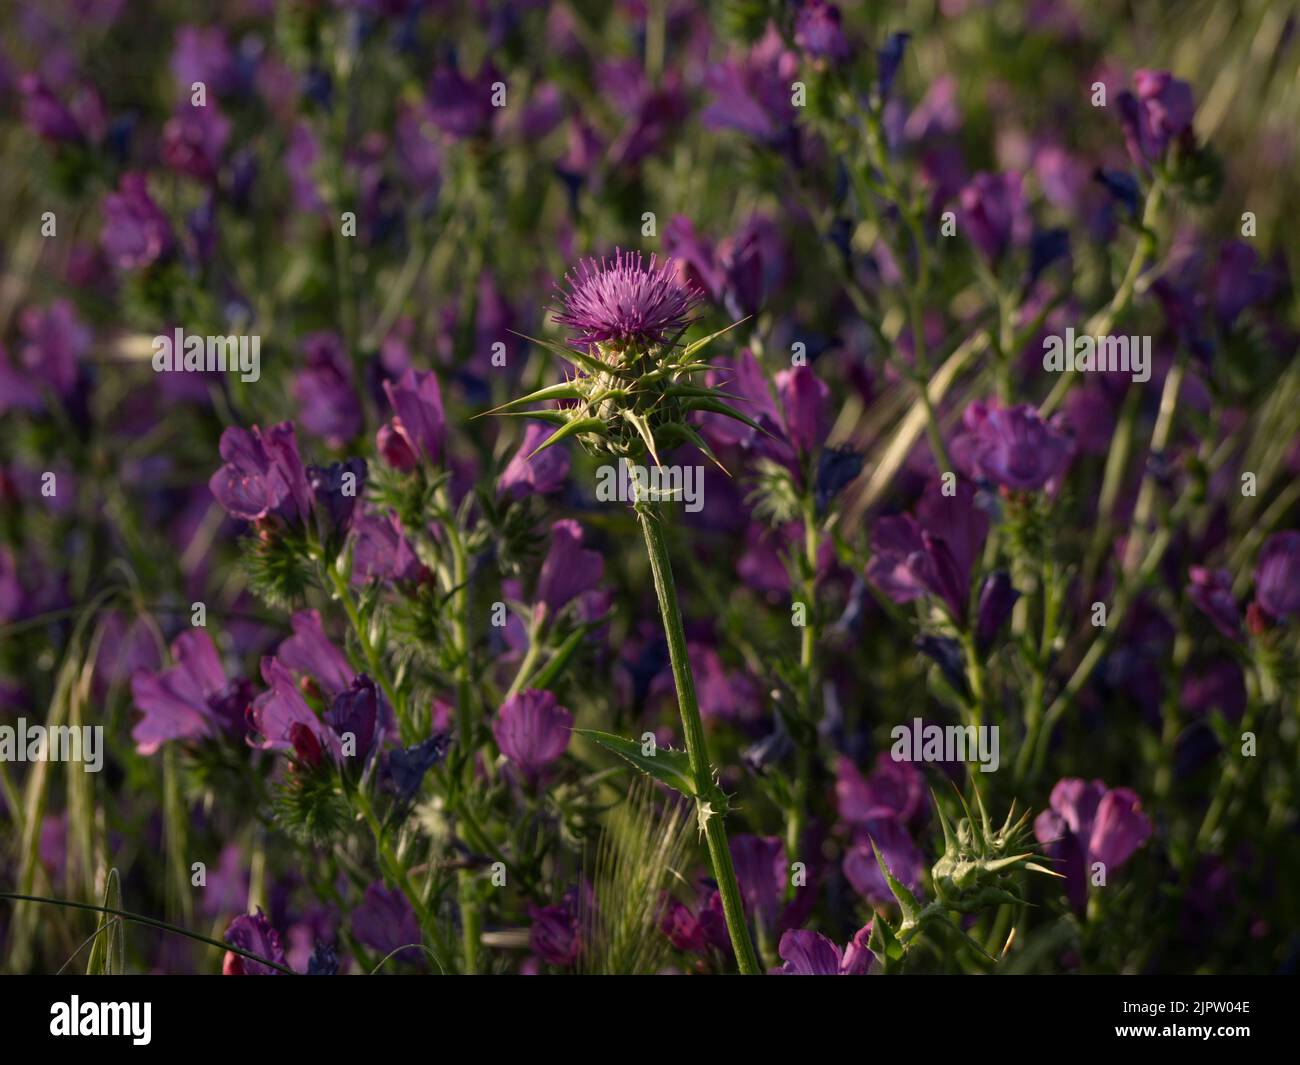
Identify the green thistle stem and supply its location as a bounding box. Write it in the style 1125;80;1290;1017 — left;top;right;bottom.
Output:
635;500;762;975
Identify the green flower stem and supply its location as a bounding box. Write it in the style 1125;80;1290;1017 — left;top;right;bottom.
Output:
352;783;451;971
504;611;546;701
1122;352;1186;573
326;564;401;716
635;500;762;976
787;497;819;864
1039;180;1165;418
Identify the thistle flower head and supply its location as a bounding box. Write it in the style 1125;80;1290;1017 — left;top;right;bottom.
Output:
553;249;702;351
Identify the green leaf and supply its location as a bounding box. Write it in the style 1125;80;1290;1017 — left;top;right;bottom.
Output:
86;868;124;975
574;730;697;799
477;381;584;417
870;838;923;923
682;317;750;359
524;417;607;460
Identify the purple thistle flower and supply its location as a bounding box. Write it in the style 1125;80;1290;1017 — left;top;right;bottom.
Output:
129;630;246;754
100;173;173;272
1253;530;1300;621
352;882;422;964
1033;778;1152;910
209;421;313;525
493;689;573;781
498;422;571;500
1187;566;1241;639
951;400;1071;491
223;909;287;976
553;249;701;349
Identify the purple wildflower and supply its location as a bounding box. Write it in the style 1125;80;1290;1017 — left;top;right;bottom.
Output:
1187;566;1241;639
129;630;248;754
1253;530;1300;621
1033;779;1153;910
951;400;1072;491
352;882;423;964
498;423;571;500
379;369;445;468
794;1;851;66
100;173;173;271
843;818;926;907
529;901;581;967
553;249;701;349
1118;70;1195;170
208;421;313;525
959;171;1031;266
777;924;873;974
161;100;231;182
493;689;573;781
294;332;362;448
536;519;604;615
975;570;1020;649
223;910;287;975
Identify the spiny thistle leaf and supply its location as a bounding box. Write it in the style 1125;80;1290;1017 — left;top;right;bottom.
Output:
574;729;697;799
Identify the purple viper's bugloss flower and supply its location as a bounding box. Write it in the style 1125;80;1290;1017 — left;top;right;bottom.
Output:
794;1;851;65
1253;530;1300;621
325;674;386;762
19;74;83;142
498;422;571;500
843;818;926;908
835;753;928;830
379;368;445;467
18;299;89;399
427;62;499;140
209;421;313;524
876;33;910;100
223;910;287;975
307;458;367;543
277;609;354;696
352;882;422;963
777;929;843;975
100;173;173;271
295;332;363;447
1187;566;1241;639
1033;778;1152;910
349;509;424;582
553;249;701;349
864;478;989;622
129;630;243;754
529;902;580;967
729;834;785;930
536;519;604;615
959;171;1030;266
775;365;830;456
951;400;1071;491
1119;70;1195;170
161;101;231;182
975;570;1019;649
248;658;342;760
1213;241;1276;330
493;689;573;781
